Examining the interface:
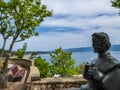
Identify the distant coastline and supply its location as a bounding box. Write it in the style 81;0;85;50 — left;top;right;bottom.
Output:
24;44;120;54
63;44;120;52
1;44;118;55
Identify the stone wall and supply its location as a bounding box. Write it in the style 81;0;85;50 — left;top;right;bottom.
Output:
26;77;87;90
9;58;32;69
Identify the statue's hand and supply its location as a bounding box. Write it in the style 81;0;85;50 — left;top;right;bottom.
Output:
87;67;104;82
85;67;94;81
83;62;94;79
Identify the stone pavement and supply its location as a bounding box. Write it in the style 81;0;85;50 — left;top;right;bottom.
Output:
64;88;80;90
1;82;26;90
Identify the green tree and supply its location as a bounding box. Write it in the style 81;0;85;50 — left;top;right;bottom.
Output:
79;62;85;74
50;47;76;77
29;52;38;59
34;56;50;78
0;0;13;59
15;43;27;58
0;0;52;88
111;0;120;15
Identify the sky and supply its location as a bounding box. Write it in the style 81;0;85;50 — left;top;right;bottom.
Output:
2;0;120;51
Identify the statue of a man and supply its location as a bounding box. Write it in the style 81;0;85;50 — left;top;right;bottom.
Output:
80;32;120;90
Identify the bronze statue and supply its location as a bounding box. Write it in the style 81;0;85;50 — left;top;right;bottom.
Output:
80;32;120;90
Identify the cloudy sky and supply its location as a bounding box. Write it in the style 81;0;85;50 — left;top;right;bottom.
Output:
3;0;120;51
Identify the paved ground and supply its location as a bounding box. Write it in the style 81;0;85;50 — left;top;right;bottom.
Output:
64;88;80;90
1;82;25;90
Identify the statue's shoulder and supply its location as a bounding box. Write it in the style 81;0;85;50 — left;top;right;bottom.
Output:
107;55;120;68
102;62;120;90
93;53;120;73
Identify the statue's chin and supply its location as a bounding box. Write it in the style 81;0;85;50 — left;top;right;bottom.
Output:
93;49;106;54
94;50;104;54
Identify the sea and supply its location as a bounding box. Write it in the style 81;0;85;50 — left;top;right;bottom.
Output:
39;51;120;66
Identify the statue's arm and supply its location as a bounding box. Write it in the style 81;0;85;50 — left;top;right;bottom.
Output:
90;67;104;82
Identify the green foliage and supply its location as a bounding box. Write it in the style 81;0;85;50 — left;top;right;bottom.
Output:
29;52;37;59
34;56;50;78
68;62;85;75
15;43;27;58
0;0;52;58
0;0;14;58
33;48;86;78
72;66;81;75
0;0;52;88
50;47;76;77
72;62;85;75
7;0;52;42
79;62;85;74
111;0;120;15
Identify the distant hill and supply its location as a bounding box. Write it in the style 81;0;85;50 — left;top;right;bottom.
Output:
110;45;120;51
0;45;120;55
0;49;51;56
63;47;93;52
63;45;120;52
25;51;51;54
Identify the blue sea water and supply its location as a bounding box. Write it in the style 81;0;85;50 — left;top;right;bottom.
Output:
40;51;120;65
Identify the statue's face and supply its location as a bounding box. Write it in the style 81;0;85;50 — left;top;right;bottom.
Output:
92;37;103;53
92;32;111;54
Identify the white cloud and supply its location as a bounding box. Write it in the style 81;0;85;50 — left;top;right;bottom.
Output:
0;0;120;51
41;0;120;32
12;0;120;50
41;14;120;31
23;32;92;51
12;27;120;51
42;0;118;16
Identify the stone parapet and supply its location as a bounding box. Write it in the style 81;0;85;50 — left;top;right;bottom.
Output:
26;77;87;90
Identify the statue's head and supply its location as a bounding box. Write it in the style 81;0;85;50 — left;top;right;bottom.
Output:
92;32;111;54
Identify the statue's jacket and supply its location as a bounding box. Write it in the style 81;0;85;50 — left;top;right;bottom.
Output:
93;52;120;90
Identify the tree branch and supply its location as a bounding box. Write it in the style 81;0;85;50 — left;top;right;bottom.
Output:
15;39;24;43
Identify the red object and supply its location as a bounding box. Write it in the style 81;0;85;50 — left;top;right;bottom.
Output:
11;65;25;78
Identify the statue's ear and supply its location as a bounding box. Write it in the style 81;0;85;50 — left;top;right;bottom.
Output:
103;42;111;51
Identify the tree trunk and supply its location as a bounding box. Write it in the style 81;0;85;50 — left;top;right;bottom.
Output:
0;39;8;89
0;38;16;89
3;37;15;71
0;54;10;89
0;71;7;88
0;38;7;58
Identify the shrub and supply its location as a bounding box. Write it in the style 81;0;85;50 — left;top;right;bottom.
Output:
49;47;76;77
34;56;50;78
15;43;27;58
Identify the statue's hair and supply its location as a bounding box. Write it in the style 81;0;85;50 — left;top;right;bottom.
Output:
92;32;111;52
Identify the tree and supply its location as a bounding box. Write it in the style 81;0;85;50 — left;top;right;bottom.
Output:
0;0;13;58
0;0;52;88
15;43;27;58
34;56;50;78
50;47;76;77
111;0;120;15
29;52;38;59
79;62;85;74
